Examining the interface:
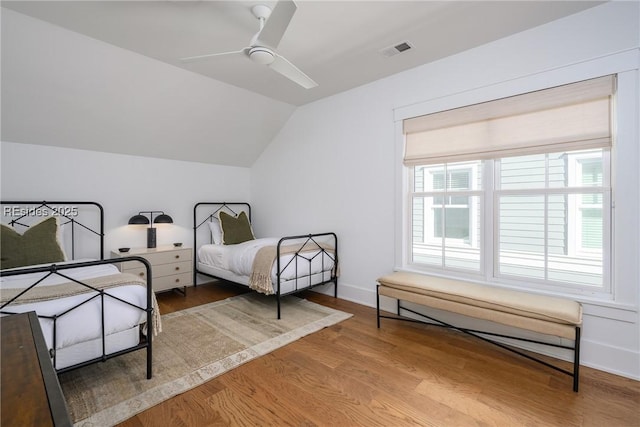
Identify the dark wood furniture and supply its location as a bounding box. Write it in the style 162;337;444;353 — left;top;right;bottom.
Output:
1;311;72;427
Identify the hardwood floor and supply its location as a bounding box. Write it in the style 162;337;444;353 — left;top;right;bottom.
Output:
120;282;640;427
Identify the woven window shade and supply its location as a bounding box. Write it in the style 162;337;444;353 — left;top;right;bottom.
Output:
403;75;615;165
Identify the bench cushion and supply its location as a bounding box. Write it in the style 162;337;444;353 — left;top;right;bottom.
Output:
377;272;582;326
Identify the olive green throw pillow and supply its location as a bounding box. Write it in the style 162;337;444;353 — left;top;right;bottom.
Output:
1;216;66;269
218;211;255;245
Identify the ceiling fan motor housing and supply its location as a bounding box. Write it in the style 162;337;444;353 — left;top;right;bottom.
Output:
249;47;275;65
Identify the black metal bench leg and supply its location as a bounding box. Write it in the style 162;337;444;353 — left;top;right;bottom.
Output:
574;326;581;392
376;285;381;329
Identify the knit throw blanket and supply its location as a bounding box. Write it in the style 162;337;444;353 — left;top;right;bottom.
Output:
1;272;162;336
249;242;336;295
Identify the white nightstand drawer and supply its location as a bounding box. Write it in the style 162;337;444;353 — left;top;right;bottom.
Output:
154;272;192;292
153;260;191;277
139;249;191;265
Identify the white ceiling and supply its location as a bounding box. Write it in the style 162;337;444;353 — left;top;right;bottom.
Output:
1;1;603;107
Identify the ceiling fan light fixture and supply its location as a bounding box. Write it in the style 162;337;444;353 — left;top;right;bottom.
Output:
249;47;275;65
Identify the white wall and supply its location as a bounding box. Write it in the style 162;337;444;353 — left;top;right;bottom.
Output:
251;2;640;379
1;8;295;167
0;141;250;251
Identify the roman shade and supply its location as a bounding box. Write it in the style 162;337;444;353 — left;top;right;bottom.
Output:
403;75;615;165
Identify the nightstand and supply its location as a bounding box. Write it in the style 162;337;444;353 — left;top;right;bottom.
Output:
111;245;192;294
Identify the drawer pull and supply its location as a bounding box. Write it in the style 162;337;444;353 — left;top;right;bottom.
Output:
139;272;144;277
175;255;180;259
175;278;180;283
175;267;180;271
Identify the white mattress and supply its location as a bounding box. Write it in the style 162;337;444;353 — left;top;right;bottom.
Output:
55;326;140;370
1;260;150;365
197;237;336;293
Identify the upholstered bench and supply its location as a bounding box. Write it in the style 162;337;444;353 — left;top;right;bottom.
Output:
376;271;583;391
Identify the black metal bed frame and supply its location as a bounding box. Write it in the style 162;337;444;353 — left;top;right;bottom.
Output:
193;202;339;319
376;286;581;392
0;201;154;379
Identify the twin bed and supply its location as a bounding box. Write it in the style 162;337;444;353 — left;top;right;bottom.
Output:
0;200;339;378
193;202;339;319
0;201;157;378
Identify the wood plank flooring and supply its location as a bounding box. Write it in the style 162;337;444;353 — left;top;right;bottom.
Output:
119;281;640;427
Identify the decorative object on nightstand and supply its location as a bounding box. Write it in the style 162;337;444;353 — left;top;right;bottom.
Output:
128;211;173;248
111;245;192;294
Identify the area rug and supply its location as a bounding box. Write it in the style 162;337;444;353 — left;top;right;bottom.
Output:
58;293;352;426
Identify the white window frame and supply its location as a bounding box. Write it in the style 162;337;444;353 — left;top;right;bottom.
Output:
567;151;608;257
423;164;478;247
409;162;483;274
491;149;611;297
407;150;612;298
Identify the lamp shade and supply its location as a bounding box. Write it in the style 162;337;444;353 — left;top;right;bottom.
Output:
128;214;150;225
154;214;173;224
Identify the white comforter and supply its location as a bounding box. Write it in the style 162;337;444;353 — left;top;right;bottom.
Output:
198;237;335;281
1;261;149;351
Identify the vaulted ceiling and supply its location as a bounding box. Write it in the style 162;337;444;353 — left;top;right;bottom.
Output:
1;1;603;166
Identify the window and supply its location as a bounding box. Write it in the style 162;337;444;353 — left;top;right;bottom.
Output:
495;149;608;289
411;161;482;271
403;76;614;297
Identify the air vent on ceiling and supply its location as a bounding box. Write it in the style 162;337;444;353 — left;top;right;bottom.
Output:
380;41;413;58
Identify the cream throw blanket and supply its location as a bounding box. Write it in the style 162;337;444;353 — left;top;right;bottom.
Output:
249;242;336;295
1;272;162;335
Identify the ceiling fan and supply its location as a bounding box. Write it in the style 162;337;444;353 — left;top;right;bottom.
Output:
180;0;317;89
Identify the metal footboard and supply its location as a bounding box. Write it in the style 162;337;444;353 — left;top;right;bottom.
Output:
275;232;338;319
0;258;155;379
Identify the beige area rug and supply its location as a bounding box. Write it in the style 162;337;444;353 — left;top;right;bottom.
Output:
58;293;352;427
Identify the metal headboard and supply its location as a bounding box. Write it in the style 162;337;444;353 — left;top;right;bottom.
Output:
193;202;251;283
1;200;105;261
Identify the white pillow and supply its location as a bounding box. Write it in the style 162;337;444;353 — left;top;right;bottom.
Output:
208;219;223;245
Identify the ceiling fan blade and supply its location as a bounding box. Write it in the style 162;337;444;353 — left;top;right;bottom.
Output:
256;0;297;48
180;49;246;64
269;54;317;89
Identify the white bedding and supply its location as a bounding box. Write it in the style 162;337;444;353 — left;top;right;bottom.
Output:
198;237;336;291
1;260;150;368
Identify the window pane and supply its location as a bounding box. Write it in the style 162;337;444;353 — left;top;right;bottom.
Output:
580;158;603;187
448;171;470;190
412;195;481;271
414;161;482;192
498;195;545;280
582;208;602;249
498;193;604;287
499;154;546;189
412;196;442;266
500;149;605;190
434;206;469;239
550;194;603;286
548;152;568;188
445;196;481;271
